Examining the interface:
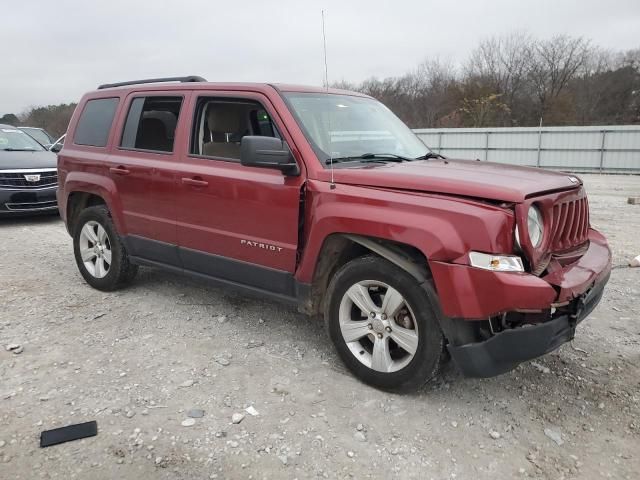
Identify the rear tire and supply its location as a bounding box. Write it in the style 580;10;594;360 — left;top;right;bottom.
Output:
325;255;444;392
73;206;138;291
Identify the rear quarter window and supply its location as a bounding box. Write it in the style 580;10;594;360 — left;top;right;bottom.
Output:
74;98;119;147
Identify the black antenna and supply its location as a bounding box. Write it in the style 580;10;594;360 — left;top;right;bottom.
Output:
321;10;336;189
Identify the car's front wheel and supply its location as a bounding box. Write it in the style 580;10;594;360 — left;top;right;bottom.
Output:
73;206;138;291
325;255;444;392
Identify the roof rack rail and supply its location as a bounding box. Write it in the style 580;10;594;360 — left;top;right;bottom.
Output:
97;76;207;90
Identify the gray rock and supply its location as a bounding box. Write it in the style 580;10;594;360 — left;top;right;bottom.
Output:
278;454;288;465
125;411;135;419
354;431;366;442
179;379;195;388
231;413;245;424
531;361;551;374
215;358;230;366
489;431;501;440
6;344;22;354
356;423;364;431
245;406;259;416
181;418;196;427
187;409;205;418
544;428;564;445
347;451;355;458
217;315;227;324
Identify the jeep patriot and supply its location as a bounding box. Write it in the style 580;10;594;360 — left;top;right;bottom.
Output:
57;76;612;391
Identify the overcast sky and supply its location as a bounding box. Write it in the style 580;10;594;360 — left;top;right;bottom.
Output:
2;0;640;115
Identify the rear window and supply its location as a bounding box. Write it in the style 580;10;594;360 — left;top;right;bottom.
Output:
74;98;119;147
120;96;182;153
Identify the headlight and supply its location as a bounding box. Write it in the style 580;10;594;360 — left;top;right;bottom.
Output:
527;205;544;248
469;252;524;272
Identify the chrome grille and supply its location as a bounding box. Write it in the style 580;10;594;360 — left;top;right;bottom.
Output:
549;196;589;252
0;170;58;189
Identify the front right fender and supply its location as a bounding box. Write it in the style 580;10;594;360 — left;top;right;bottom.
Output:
296;180;516;289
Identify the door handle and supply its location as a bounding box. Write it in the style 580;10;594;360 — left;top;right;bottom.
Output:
110;166;130;175
182;177;209;187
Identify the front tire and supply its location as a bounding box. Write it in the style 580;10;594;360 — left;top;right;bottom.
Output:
73;206;138;291
325;255;444;392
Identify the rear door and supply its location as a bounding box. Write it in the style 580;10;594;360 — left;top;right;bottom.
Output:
109;92;189;265
173;91;304;297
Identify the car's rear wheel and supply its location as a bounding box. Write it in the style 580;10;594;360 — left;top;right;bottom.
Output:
325;255;444;392
73;206;138;291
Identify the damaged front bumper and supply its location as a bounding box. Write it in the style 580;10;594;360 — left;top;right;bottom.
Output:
447;271;609;377
429;228;612;378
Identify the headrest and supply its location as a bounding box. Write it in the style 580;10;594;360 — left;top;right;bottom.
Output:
206;103;244;133
139;117;167;137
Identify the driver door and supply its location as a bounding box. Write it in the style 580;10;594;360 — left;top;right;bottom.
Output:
173;92;304;297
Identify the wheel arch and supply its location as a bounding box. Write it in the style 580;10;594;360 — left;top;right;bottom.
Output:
66;192;108;236
62;172;124;236
298;233;431;316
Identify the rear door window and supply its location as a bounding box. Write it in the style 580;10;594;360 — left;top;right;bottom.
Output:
120;96;183;153
74;98;119;147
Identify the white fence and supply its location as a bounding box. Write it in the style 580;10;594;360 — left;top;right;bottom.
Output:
413;125;640;173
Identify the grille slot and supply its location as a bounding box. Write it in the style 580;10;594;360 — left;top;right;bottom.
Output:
5;200;58;211
549;197;589;252
0;171;58;189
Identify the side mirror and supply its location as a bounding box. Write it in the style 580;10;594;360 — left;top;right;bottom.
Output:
49;143;62;153
240;136;299;176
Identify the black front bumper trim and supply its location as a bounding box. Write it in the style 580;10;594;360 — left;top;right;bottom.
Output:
448;273;608;378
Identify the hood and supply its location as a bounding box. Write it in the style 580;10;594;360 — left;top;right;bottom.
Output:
328;158;581;203
0;150;57;171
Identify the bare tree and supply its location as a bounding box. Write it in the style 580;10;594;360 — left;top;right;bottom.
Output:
410;59;459;127
465;32;533;124
527;35;592;122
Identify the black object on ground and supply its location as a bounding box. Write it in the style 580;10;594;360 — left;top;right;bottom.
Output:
40;421;98;448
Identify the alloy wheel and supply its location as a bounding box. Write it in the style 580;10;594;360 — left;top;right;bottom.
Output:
78;220;112;278
338;280;419;373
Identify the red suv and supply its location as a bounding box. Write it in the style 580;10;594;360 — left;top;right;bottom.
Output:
57;76;611;391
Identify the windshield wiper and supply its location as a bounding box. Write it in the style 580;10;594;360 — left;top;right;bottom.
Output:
415;152;445;160
2;148;37;152
325;153;411;165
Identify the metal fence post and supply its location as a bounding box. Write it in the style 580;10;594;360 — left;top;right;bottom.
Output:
484;131;489;161
599;130;606;173
438;131;443;154
536;127;542;168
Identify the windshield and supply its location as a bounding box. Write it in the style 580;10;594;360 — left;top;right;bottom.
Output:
0;127;45;151
283;92;430;165
20;128;51;146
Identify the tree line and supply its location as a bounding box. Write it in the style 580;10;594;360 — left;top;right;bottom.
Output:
1;104;76;139
334;33;640;128
1;33;638;134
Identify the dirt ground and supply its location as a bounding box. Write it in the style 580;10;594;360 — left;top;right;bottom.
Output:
1;174;639;480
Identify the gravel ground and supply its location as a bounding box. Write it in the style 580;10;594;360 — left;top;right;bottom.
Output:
1;174;639;480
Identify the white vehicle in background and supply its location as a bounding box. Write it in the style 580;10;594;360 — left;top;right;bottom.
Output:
18;127;56;149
